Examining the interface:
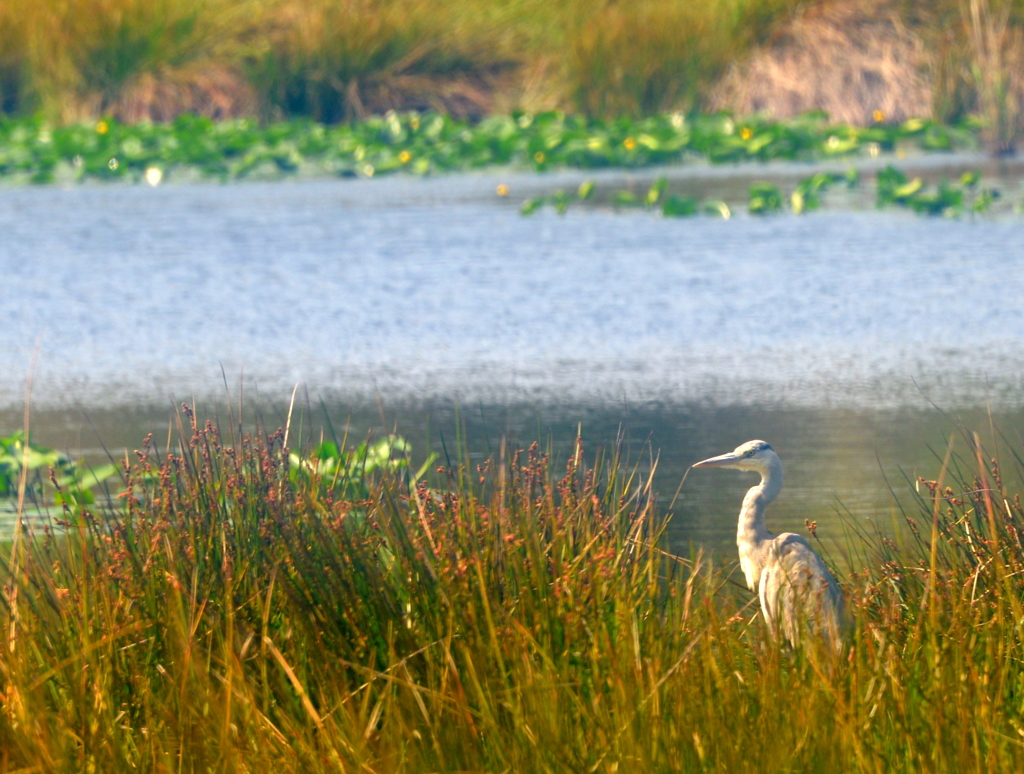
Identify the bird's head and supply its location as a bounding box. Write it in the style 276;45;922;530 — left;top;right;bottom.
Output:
692;440;778;473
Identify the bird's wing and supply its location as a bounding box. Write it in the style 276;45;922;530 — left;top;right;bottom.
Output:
760;532;847;650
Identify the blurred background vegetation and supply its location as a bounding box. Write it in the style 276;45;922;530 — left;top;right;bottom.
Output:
2;0;1024;140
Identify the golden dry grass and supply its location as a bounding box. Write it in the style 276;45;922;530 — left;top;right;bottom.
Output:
965;0;1024;152
711;0;934;125
556;0;800;118
713;0;1024;150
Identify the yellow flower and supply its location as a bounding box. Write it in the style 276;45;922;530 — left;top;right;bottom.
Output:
144;167;162;186
739;126;752;141
534;151;546;164
398;150;412;163
873;109;885;123
496;183;509;196
623;137;637;151
95;120;109;135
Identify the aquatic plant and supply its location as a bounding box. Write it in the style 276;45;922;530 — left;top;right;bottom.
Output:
661;193;699;216
289;434;434;498
3;407;1024;770
522;175;708;218
0;431;117;505
748;181;783;214
876;164;999;215
0;111;979;184
790;168;860;213
522;164;999;219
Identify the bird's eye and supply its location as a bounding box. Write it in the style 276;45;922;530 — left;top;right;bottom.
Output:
744;450;755;457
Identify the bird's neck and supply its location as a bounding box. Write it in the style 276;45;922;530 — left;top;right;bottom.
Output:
736;457;783;589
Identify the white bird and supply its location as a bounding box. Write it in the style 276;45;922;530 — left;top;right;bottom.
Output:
693;440;847;652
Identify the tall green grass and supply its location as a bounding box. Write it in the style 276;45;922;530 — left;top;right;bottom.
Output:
247;0;526;122
557;0;798;117
3;407;1024;770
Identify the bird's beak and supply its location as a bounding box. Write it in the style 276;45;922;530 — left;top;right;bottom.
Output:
692;451;743;469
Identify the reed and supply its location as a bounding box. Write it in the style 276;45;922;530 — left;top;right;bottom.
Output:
7;0;1024;136
0;0;801;122
553;0;799;118
246;0;525;121
2;405;1024;771
963;0;1024;153
0;0;259;121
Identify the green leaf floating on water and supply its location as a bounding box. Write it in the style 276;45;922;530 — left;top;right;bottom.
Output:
551;189;571;215
877;164;997;216
973;188;999;212
0;111;984;185
645;176;668;207
662;194;698;217
748;182;783;215
521;197;545;215
791;168;858;214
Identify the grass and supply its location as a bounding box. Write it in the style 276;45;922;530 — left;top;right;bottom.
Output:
3;0;1024;137
8;0;1024;153
964;0;1024;154
3;406;1024;770
0;0;800;124
554;0;798;118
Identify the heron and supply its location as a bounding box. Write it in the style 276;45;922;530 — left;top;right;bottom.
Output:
693;440;847;652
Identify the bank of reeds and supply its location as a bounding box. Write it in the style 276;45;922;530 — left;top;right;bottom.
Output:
713;0;1024;152
9;0;1024;147
554;0;798;118
3;407;1024;770
0;0;801;122
963;0;1024;153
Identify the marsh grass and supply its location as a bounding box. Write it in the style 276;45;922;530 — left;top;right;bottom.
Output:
3;404;1024;770
247;0;526;121
8;0;1024;137
555;0;799;118
0;0;801;122
0;0;256;121
963;0;1024;153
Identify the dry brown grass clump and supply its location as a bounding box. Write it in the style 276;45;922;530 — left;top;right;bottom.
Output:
965;0;1024;152
712;0;1024;151
711;0;933;124
95;64;257;122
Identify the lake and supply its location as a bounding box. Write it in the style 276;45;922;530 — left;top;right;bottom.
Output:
3;165;1024;556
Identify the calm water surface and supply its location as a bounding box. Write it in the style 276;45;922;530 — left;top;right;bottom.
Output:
2;171;1024;555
